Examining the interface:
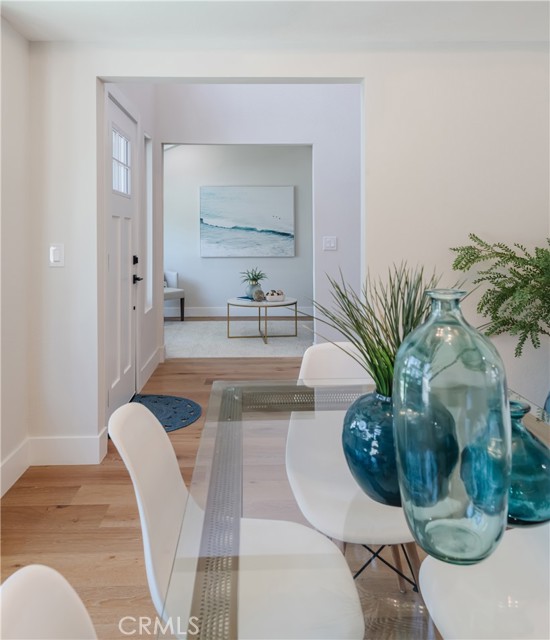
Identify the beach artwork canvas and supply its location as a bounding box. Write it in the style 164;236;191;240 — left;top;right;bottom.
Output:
200;186;295;257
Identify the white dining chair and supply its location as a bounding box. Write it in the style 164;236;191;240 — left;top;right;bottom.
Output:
419;522;550;639
299;340;371;385
286;341;420;591
108;402;365;640
0;564;97;640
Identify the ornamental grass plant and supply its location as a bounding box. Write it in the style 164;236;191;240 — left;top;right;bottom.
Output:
313;264;440;398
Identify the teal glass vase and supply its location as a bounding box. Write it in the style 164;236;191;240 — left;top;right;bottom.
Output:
393;289;511;565
341;392;401;506
508;400;550;526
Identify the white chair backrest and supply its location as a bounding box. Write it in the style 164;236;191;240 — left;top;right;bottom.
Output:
300;341;373;383
108;402;188;616
0;564;97;640
165;270;179;289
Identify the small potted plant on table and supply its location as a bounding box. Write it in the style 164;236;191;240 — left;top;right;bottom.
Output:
240;267;267;299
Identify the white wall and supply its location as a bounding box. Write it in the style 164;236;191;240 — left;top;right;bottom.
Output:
362;49;549;405
1;31;548;493
163;144;313;317
1;18;31;493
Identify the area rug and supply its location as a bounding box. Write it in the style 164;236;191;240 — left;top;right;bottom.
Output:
164;320;314;358
131;394;202;431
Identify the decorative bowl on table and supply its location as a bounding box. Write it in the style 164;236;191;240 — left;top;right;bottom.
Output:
265;289;285;302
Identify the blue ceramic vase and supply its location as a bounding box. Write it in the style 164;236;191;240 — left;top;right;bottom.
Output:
342;392;400;506
508;400;550;526
393;289;511;565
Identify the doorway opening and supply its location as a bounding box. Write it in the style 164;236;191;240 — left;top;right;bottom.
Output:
162;143;314;357
101;79;363;416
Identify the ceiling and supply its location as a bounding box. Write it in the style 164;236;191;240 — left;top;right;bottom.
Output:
1;1;548;49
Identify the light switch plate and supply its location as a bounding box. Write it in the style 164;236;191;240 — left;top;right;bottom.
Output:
322;236;338;251
49;243;64;267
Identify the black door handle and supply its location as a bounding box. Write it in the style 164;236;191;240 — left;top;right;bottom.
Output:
133;275;143;284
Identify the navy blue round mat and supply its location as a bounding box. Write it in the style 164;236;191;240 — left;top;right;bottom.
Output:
131;394;202;432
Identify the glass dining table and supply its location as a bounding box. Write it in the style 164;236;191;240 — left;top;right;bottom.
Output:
159;380;550;640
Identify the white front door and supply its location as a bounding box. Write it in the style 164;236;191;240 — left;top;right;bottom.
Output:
106;95;138;414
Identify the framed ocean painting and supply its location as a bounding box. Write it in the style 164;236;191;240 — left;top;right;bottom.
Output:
200;186;295;257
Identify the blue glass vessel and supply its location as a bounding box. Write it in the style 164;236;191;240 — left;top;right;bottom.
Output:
508;400;550;526
342;392;401;506
393;290;511;565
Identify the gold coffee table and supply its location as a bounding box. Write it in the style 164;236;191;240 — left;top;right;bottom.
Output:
226;296;298;344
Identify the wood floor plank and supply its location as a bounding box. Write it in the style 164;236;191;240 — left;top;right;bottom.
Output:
0;356;439;640
100;505;141;529
73;484;138;506
1;529;143;555
0;485;81;506
1;552;147;587
1;504;109;531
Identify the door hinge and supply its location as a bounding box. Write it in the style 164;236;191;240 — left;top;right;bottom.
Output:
133;255;139;265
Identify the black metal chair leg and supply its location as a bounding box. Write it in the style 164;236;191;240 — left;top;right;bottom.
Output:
352;544;418;591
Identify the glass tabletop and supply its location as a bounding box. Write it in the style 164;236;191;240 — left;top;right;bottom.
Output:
160;380;549;639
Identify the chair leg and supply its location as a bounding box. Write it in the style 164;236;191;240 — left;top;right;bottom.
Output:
180;298;185;321
403;541;422;587
391;545;407;593
357;544;418;591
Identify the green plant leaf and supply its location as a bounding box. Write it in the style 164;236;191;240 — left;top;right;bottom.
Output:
240;267;267;284
451;234;550;356
313;264;440;397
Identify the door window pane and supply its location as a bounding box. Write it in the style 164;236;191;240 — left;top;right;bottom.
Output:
112;128;131;195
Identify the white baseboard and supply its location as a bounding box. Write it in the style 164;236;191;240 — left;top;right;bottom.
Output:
29;427;108;466
1;438;30;497
1;428;109;496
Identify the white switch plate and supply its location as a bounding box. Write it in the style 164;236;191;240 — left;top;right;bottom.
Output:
49;243;64;267
322;236;338;251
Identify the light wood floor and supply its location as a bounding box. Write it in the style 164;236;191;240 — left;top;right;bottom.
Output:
1;357;439;640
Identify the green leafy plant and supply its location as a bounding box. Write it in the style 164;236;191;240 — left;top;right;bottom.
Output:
313;264;440;397
240;267;267;285
451;234;550;357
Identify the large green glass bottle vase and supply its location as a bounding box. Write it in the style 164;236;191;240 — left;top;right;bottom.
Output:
393;289;511;565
